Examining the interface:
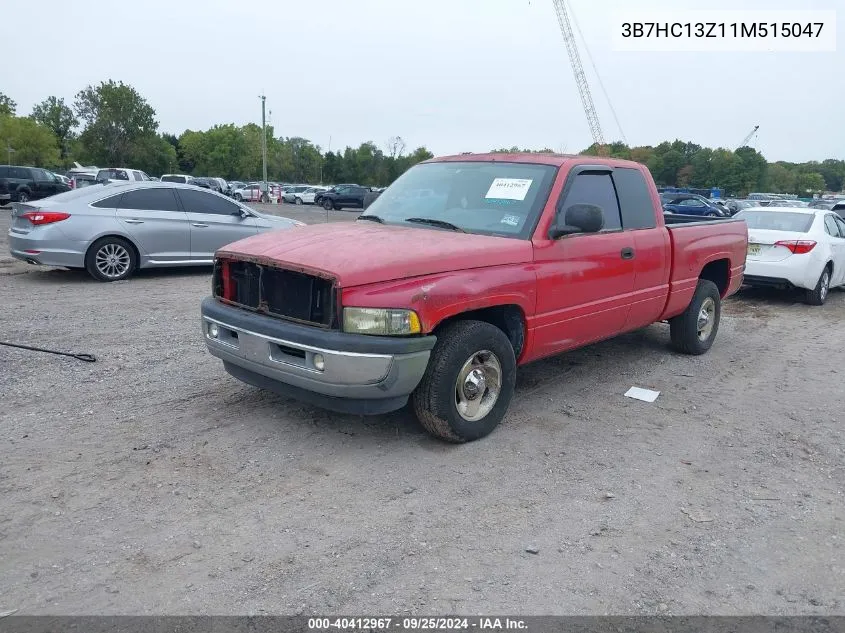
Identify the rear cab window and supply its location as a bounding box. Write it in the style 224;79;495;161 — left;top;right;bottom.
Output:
612;167;657;229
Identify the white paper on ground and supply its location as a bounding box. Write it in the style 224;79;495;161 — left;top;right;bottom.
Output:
485;178;533;201
624;386;660;402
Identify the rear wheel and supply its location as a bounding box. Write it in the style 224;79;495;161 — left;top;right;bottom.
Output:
706;212;718;217
669;280;721;355
85;237;137;282
805;265;831;306
17;190;29;203
412;320;516;443
234;193;243;202
295;197;303;205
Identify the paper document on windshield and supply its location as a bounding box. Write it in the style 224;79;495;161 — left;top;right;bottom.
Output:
624;386;660;403
485;178;532;201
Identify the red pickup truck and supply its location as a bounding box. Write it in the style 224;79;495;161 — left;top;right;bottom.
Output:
201;153;747;442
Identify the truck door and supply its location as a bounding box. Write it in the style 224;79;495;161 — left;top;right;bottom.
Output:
532;166;636;358
612;166;671;331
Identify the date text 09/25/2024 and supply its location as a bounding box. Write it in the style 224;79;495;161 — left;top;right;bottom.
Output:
307;617;528;631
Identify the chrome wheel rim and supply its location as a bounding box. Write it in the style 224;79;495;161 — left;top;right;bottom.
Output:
455;350;502;422
95;243;131;279
820;271;830;301
697;297;716;341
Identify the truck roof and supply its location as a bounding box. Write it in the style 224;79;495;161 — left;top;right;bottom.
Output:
426;152;646;170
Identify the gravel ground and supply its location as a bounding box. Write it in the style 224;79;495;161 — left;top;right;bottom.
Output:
0;204;843;615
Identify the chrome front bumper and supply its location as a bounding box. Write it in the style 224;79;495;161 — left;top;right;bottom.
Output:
201;297;436;415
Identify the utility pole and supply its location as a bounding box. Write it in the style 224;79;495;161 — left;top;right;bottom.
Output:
259;94;268;201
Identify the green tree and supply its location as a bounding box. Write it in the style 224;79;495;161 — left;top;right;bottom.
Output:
74;80;157;166
0;115;61;167
766;163;797;193
31;96;78;160
795;172;825;194
0;93;16;116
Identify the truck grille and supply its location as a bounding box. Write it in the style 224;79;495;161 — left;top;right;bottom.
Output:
213;259;336;328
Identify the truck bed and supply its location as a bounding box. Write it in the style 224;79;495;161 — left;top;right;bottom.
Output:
660;216;748;320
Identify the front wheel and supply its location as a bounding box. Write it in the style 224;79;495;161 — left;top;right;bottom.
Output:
706;212;718;217
412;320;516;443
294;197;303;205
669;279;721;355
323;199;334;211
805;266;831;306
234;193;243;202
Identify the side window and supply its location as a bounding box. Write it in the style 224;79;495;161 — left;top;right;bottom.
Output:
679;199;702;207
177;188;241;215
0;166;8;177
34;169;51;180
559;173;622;231
12;167;31;179
91;193;125;209
131;171;143;181
120;188;181;211
834;216;845;237
824;215;841;237
612;167;657;229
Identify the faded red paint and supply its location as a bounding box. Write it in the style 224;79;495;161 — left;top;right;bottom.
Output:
218;153;748;365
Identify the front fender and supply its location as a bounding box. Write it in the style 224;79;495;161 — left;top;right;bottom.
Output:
340;264;537;333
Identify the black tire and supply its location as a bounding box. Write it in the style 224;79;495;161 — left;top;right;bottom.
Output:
17;190;30;203
295;197;303;205
706;212;718;217
412;320;516;443
85;236;137;282
669;279;721;355
323;198;334;211
234;193;243;202
805;265;831;306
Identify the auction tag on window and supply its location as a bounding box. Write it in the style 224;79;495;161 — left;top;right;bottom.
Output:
485;178;533;201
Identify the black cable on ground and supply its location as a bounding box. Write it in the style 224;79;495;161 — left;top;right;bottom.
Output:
0;341;96;363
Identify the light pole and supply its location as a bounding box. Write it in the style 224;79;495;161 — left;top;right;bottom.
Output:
259;95;268;202
6;146;15;166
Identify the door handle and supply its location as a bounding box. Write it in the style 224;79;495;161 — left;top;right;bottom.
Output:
192;223;209;228
124;219;144;224
620;247;635;260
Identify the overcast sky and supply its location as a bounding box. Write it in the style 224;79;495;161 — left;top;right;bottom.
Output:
6;0;842;162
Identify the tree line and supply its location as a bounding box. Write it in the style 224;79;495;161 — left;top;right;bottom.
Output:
1;82;843;194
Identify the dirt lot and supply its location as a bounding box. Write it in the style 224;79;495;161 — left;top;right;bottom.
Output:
1;204;842;615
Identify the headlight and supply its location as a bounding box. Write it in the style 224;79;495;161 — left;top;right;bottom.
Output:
343;307;421;335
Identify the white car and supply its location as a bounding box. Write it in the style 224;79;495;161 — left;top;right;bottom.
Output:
96;168;152;183
282;185;311;204
290;186;327;205
738;207;845;305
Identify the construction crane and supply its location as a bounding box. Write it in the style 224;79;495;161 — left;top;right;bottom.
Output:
551;0;605;153
738;125;760;149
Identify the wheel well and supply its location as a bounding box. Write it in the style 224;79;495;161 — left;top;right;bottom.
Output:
434;305;526;359
700;259;730;296
87;235;141;270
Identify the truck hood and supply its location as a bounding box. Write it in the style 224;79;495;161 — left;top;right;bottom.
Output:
216;221;534;288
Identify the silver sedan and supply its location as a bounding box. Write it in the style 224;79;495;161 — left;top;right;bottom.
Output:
8;181;304;281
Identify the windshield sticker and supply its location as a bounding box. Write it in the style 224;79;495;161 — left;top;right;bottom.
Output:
485;178;533;201
500;214;521;226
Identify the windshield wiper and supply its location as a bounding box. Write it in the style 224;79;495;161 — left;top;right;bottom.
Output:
404;217;465;233
357;214;384;223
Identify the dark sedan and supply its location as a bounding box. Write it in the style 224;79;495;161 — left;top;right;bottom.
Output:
661;194;729;217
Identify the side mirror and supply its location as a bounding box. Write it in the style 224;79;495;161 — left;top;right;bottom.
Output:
549;203;605;239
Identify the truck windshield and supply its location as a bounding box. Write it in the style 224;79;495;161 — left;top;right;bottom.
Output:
361;161;558;238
